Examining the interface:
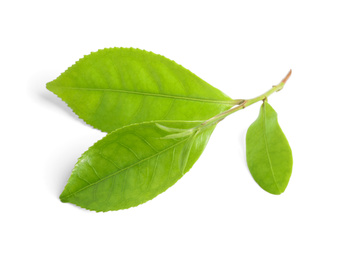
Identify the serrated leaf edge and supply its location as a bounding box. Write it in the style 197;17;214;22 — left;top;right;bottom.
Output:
59;119;205;212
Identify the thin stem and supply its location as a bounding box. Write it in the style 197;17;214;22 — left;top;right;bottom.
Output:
201;70;292;127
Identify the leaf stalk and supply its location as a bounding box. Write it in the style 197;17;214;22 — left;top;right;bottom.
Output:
200;70;292;128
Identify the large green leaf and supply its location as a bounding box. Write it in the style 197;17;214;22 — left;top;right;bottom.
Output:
246;101;293;195
47;48;233;132
60;120;214;211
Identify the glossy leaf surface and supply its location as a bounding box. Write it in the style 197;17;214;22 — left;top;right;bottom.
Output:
60;120;214;211
47;48;233;132
246;101;293;195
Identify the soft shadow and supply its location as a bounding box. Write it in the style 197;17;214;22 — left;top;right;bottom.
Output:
239;129;247;165
47;152;94;213
29;71;89;126
29;72;96;199
47;153;76;197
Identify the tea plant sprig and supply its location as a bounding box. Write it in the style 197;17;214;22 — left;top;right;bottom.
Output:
47;48;293;212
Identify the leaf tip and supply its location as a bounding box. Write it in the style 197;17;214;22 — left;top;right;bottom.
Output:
46;82;52;91
46;81;56;93
59;191;69;203
269;188;284;195
59;196;68;203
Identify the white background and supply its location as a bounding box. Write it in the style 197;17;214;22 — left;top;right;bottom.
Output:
1;0;338;259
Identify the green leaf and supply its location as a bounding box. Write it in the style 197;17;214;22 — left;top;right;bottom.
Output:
47;48;233;133
60;120;214;212
246;101;293;195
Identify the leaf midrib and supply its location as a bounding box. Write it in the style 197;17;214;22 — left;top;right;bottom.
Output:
262;105;281;194
51;86;233;105
60;136;190;200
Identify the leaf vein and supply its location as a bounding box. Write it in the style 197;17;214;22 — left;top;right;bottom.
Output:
168;147;175;180
130;133;158;152
98;153;122;170
117;142;141;160
147;155;159;191
61;137;190;199
53;87;232;105
76;173;91;185
86;161;101;180
262;104;281;193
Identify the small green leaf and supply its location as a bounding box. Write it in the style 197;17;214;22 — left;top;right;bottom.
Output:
47;48;233;133
60;120;214;212
246;101;293;195
155;123;189;133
